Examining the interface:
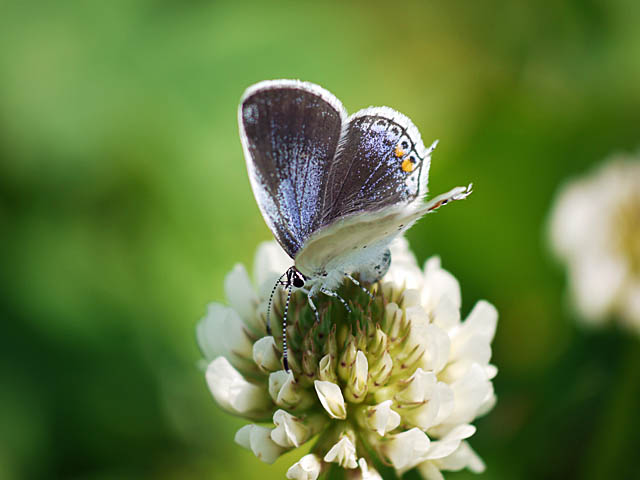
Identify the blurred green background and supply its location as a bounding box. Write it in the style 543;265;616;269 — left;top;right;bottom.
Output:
1;0;639;479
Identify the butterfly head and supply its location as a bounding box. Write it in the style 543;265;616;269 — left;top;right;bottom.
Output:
285;266;306;289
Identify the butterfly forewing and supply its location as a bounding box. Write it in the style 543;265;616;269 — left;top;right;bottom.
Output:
319;107;431;228
239;80;346;258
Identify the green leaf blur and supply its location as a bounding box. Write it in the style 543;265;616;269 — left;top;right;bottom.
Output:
1;1;639;479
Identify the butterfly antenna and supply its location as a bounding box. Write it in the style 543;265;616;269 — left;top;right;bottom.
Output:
266;272;287;336
282;282;293;372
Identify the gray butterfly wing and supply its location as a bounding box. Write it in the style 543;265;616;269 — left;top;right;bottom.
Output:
239;80;347;258
295;185;472;277
319;107;432;228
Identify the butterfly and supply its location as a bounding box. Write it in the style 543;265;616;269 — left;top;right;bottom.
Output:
239;80;472;370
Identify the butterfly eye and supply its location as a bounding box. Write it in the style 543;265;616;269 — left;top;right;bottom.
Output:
292;275;305;288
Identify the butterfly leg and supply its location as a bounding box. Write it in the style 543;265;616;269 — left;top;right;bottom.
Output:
300;287;321;323
344;273;374;299
321;288;352;314
307;295;320;323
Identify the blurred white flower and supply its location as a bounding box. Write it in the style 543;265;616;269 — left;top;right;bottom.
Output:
197;237;498;478
549;156;640;332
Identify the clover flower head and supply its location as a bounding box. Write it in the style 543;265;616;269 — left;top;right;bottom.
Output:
197;237;498;478
549;155;640;333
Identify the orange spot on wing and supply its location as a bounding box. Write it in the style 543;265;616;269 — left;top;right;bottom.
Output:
402;158;415;172
394;145;405;158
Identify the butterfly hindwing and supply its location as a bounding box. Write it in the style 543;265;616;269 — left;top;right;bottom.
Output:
295;204;420;277
319;107;432;227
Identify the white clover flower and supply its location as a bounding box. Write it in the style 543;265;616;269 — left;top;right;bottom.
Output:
549;155;640;333
324;434;359;469
197;237;498;478
287;454;323;480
